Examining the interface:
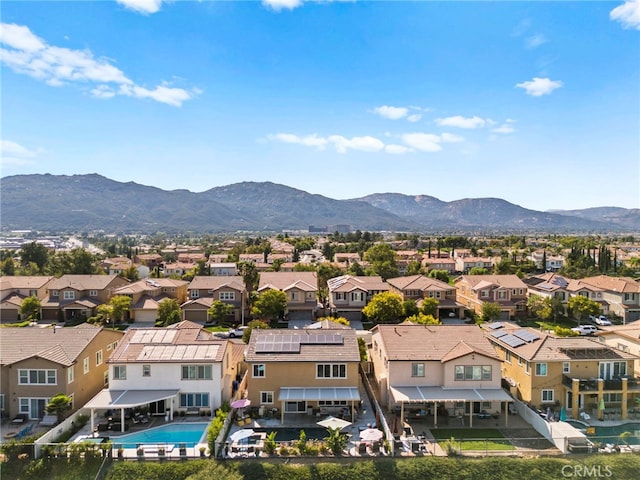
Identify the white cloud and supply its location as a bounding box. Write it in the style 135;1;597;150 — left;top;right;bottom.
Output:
0;22;198;107
491;124;516;134
440;133;464;143
116;0;164;15
516;77;563;96
401;133;443;152
373;105;409;120
406;114;422;122
268;133;328;149
328;135;385;154
263;0;304;11
435;115;486;129
525;34;547;49
610;0;640;30
385;144;412;155
0;140;42;167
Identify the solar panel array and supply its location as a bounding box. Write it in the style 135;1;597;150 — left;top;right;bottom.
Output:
513;329;540;343
255;333;343;353
487;322;504;330
500;334;526;348
131;329;177;344
491;330;508;338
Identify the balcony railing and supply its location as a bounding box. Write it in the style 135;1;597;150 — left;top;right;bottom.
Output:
562;374;640;391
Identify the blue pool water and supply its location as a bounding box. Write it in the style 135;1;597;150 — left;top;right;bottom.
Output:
111;422;208;448
586;423;640;446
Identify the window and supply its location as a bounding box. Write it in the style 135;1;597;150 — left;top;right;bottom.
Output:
351;291;364;302
505;351;511;364
89;290;98;297
113;365;126;380
219;291;235;301
535;363;547;376
525;361;530;375
454;365;492;381
482;402;492;409
0;394;4;411
67;367;74;384
63;290;75;300
261;392;274;404
19;369;57;385
498;291;507;299
142;365;151;377
190;290;200;299
96;350;103;366
411;363;425;377
317;363;347;379
563;362;570;374
335;292;346;301
180;393;209;408
318;400;348;406
617;343;630;353
51;290;59;297
603;393;623;403
481;290;489;298
253;364;266;378
83;357;89;374
181;365;212;380
104;371;109;386
541;389;554;403
518;356;523;366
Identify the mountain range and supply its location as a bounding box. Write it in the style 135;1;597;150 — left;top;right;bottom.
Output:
1;174;638;234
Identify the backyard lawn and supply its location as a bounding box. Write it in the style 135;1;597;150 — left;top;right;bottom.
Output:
431;428;513;451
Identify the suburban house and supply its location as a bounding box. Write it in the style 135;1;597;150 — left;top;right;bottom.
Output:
370;324;512;427
244;322;362;423
0;275;55;323
134;253;164;270
565;279;608;316
454;275;528;320
0;324;123;420
485;322;639;420
575;275;640;324
386;275;462;318
181;276;246;323
161;261;196;277
41;274;130;322
528;250;565;272
112;278;188;323
327;275;389;321
85;321;233;432
454;256;495;274
597;324;640;376
522;273;571;312
257;271;319;322
422;257;456;275
207;263;238;276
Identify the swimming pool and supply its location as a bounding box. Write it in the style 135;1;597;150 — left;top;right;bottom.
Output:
111;422;209;448
564;420;589;432
586;423;640;445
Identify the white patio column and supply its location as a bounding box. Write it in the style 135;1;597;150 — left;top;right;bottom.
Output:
120;407;125;432
90;408;95;434
434;403;437;427
504;402;508;428
469;402;473;428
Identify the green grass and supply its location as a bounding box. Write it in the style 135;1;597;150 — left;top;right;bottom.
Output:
431;428;513;451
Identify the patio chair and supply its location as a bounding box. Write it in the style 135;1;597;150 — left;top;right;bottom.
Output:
39;415;57;427
15;423;34;439
358;442;367;455
371;442;381;455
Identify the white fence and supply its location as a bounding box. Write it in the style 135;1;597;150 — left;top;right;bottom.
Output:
34;408;90;458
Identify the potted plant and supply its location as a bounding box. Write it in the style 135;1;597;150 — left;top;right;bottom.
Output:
136;445;144;460
199;446;207;458
117;447;124;460
158;446;166;461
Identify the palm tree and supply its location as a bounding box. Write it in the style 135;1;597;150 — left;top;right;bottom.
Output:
45;394;72;423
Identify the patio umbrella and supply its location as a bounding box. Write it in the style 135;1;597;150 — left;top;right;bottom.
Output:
559;408;567;422
229;428;255;442
317;416;352;431
231;399;251;409
359;428;384;442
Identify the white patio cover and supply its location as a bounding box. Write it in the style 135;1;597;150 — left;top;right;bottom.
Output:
85;389;180;409
278;387;360;402
390;386;512;404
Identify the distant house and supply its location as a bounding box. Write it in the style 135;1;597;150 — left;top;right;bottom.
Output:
134;253;163;270
182;276;246;323
565;279;608;317
522;272;571;313
327;275;389;321
455;275;528;320
0;324;123;420
85;321;233;432
386;274;462;318
575;275;640;324
101;257;150;279
207;263;238;276
41;274;129;322
529;250;564;272
597;324;640;377
161;261;196;277
244;322;361;423
370;324;512;426
422;257;456;274
112;278;188;323
454;256;495;274
257;271;319;322
0;275;55;323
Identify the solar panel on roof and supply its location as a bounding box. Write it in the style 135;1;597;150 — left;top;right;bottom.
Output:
500;334;526;348
487;322;504;330
513;329;540;343
491;330;508;338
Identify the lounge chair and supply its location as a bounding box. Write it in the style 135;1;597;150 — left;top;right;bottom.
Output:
40;415;57;427
371;442;381;455
15;423;34;439
358;442;367;455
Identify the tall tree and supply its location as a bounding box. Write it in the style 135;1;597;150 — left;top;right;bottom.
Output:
480;302;502;322
20;296;41;321
20;242;49;273
363;243;399;280
158;298;182;326
251;289;287;324
567;295;600;323
362;291;404;324
420;297;439;317
207;300;234;324
45;394;72;423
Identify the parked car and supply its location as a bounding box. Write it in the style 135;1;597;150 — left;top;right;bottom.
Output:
594;315;612;326
571;324;598;336
228;326;248;338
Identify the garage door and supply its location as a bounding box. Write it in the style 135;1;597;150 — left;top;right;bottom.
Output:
499;311;510;321
135;310;157;323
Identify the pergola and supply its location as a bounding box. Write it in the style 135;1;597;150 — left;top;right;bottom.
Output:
277;387;361;423
84;389;179;433
390;386;513;427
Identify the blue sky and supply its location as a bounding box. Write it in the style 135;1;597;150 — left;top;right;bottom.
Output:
1;0;639;212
